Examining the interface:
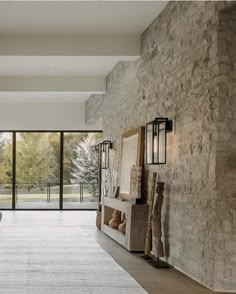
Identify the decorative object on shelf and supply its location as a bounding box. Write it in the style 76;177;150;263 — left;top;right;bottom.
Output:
119;127;145;201
96;202;102;230
96;204;102;230
103;186;108;197
113;186;120;198
152;181;165;258
118;219;126;234
96;210;101;230
146;118;172;165
143;172;157;259
130;165;142;199
108;209;121;229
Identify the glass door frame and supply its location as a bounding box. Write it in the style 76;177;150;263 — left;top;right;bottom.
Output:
0;130;102;211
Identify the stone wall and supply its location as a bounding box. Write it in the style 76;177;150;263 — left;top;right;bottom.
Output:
213;8;236;292
85;1;236;291
85;94;104;125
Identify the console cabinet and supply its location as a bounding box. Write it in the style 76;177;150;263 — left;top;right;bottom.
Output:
101;197;148;252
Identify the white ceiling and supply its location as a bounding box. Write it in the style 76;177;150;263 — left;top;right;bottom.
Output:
0;1;167;36
0;56;137;77
0;1;168;103
0;92;92;103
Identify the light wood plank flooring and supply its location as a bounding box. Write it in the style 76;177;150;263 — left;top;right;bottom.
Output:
0;211;147;294
0;211;225;294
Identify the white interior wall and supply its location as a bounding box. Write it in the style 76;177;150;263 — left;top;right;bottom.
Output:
0;102;102;131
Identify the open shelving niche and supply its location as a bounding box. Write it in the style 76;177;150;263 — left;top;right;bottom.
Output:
101;196;148;252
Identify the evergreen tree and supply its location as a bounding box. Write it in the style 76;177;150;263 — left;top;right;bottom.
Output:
71;133;99;196
16;133;58;189
0;134;12;184
47;133;61;184
63;133;87;183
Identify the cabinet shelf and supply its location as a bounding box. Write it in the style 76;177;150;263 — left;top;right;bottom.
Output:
101;197;148;252
102;224;126;247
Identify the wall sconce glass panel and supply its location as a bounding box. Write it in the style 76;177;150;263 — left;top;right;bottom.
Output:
100;141;112;169
93;140;113;169
146;123;153;164
146;118;172;165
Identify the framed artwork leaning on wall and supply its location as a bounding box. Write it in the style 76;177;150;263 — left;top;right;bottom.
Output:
119;127;145;201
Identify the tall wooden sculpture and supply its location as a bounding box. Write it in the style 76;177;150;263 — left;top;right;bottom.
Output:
152;181;165;258
145;180;170;268
144;172;157;258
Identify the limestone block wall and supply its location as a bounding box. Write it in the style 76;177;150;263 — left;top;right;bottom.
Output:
85;94;104;125
85;1;236;292
213;9;236;292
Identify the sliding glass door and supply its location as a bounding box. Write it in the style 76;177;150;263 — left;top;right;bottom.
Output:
0;131;102;210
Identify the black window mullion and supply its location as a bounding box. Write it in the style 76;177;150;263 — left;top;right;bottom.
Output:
12;132;16;210
59;132;64;210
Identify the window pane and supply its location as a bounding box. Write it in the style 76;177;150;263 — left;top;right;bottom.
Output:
63;132;102;209
15;132;60;209
0;132;12;209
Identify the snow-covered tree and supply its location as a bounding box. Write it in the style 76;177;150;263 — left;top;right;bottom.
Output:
71;133;99;196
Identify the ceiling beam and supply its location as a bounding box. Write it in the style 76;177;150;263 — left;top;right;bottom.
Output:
0;77;106;92
0;36;140;56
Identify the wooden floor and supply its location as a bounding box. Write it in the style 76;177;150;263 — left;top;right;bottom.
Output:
0;211;222;294
0;211;146;294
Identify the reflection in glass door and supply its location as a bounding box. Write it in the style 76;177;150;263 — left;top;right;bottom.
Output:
63;132;102;209
0;132;13;209
15;132;60;209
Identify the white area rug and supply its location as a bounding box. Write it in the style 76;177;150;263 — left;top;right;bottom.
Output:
0;211;147;294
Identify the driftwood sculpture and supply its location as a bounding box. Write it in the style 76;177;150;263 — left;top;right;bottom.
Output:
144;172;157;258
152;181;165;258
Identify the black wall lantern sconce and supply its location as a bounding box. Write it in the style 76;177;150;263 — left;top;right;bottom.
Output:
146;118;172;164
93;140;113;203
100;141;113;169
94;140;113;169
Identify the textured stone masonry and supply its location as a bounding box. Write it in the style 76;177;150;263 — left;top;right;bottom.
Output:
85;1;236;292
213;8;236;292
85;94;104;125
